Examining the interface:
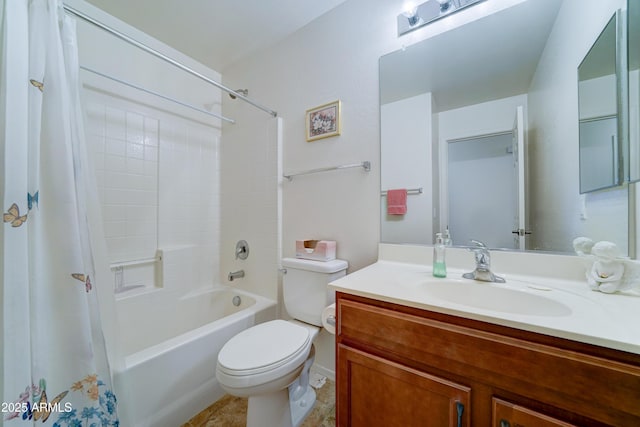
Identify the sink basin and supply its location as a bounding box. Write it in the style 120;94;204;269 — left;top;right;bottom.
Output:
421;279;572;317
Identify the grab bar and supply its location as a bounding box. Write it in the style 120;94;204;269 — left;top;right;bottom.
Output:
380;187;423;196
283;161;371;181
110;255;161;270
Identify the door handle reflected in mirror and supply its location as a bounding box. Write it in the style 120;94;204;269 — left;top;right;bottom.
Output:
511;229;532;236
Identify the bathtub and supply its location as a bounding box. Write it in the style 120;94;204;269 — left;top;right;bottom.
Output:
112;286;277;427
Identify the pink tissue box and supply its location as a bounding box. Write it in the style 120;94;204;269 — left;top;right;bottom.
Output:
295;240;336;261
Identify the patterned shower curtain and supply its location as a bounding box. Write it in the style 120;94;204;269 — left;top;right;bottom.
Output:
1;0;119;425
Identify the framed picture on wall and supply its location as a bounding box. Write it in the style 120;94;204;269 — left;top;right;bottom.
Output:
305;100;341;142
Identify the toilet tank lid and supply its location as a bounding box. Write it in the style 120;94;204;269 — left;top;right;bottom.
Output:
282;257;348;273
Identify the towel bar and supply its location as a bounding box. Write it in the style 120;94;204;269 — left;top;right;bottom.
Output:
380;187;423;196
284;161;371;181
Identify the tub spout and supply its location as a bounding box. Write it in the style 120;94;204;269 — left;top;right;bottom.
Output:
228;270;245;281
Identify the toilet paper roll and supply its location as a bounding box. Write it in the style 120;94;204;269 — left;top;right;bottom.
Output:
321;303;336;335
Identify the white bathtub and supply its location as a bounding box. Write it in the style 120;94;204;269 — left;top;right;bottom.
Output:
113;286;277;427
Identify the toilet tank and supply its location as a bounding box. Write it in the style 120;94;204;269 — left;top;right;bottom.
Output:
282;257;348;326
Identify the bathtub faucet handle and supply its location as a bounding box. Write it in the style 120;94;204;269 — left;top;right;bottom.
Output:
235;240;249;260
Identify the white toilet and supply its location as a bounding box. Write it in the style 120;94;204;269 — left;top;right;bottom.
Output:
216;257;348;427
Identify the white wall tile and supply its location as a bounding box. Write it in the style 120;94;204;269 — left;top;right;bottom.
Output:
126;112;144;144
144;145;158;162
104;221;127;239
126;157;145;175
105;154;126;172
83;63;221;294
106;138;126;156
105;106;126;140
126;142;145;160
144;117;159;146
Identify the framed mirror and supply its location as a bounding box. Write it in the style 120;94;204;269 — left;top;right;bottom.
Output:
380;0;631;255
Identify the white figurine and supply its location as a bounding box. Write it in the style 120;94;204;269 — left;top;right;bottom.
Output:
586;241;624;293
573;237;640;294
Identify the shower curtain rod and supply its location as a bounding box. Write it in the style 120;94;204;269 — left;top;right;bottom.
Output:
63;4;278;118
80;65;236;123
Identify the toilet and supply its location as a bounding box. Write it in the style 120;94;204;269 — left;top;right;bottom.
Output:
216;257;348;427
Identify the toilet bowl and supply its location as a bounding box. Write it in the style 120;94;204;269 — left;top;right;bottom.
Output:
215;257;348;427
216;320;317;396
216;319;319;427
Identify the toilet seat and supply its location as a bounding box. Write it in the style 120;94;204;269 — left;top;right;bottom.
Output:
217;320;312;390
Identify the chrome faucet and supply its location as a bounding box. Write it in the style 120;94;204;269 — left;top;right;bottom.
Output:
228;270;245;281
462;240;505;283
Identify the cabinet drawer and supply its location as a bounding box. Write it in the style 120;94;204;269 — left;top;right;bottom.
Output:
492;398;576;427
338;296;460;364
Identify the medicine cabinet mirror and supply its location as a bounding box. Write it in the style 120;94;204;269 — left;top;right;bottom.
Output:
578;13;625;194
629;0;640;183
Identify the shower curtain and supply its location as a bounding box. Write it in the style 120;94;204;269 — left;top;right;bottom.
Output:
1;0;119;425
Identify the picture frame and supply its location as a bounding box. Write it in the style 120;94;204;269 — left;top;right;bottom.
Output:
305;100;341;142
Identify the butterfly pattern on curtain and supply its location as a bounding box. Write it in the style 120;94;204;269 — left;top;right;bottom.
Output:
3;192;38;227
5;376;117;426
2;0;119;425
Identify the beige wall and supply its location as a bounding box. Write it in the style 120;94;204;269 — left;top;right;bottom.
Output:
221;0;525;376
221;0;524;276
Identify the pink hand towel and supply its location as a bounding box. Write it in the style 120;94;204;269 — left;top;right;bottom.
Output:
387;189;407;215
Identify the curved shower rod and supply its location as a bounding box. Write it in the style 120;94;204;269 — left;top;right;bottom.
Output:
81;66;236;123
63;4;278;118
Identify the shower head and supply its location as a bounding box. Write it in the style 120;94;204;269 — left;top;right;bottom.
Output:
229;89;248;99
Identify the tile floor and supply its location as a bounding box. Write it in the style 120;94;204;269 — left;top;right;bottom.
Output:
183;379;335;427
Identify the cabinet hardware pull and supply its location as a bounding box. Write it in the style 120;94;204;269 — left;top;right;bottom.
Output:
499;419;511;427
456;401;464;427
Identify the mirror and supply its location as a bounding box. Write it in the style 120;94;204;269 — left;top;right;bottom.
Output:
578;14;622;193
380;0;631;254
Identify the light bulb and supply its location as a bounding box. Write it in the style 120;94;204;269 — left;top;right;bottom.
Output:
402;4;419;26
438;0;452;13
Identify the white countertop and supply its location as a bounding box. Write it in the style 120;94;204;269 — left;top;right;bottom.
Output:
330;259;640;355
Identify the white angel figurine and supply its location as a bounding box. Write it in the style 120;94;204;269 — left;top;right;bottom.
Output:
586;241;625;293
573;238;640;294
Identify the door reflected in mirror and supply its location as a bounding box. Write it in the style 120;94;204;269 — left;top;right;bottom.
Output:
447;132;517;249
380;0;631;255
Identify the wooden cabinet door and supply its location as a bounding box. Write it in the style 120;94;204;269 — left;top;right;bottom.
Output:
337;344;470;427
493;398;577;427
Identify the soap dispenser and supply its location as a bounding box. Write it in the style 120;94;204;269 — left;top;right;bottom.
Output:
443;227;452;247
433;233;447;278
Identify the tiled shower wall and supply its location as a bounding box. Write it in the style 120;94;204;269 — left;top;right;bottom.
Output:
89;104;159;265
84;85;221;292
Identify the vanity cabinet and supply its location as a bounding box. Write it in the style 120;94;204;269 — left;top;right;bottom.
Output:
335;292;640;426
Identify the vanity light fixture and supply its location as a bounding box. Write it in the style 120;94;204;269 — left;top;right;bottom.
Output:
402;6;421;27
398;0;486;36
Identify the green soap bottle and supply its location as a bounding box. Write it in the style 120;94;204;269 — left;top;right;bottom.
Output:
433;232;447;278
